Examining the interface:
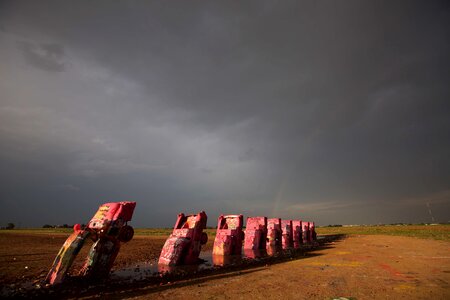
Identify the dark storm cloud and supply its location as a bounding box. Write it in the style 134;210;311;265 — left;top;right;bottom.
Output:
0;0;449;227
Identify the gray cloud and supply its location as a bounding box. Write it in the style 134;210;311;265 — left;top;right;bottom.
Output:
17;41;66;72
0;1;449;227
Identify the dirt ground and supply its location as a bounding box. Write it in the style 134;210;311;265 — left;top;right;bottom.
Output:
137;235;449;300
0;232;215;285
1;232;449;299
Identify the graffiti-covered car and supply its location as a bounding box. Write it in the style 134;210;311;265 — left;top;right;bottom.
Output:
158;211;208;266
46;201;136;285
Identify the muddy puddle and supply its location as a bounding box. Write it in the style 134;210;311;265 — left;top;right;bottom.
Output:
109;249;268;282
109;243;317;283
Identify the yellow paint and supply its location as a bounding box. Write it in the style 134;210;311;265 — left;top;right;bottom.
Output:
394;284;416;291
335;251;351;255
92;205;109;220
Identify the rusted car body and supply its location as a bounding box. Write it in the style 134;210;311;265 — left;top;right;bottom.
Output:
243;216;267;250
213;214;244;256
46;201;136;285
158;211;208;266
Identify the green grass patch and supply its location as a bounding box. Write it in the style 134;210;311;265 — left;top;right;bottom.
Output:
316;224;450;241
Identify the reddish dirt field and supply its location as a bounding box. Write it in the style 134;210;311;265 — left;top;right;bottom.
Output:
140;235;449;300
1;232;449;299
0;233;214;285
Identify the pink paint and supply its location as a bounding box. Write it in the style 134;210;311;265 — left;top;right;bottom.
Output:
292;220;302;248
87;201;136;230
266;218;282;248
302;221;310;244
158;211;208;266
213;215;244;255
244;217;267;250
281;220;293;249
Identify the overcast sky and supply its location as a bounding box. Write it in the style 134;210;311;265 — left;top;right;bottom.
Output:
1;1;449;227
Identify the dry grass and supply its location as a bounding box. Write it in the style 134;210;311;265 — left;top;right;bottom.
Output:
316;224;450;241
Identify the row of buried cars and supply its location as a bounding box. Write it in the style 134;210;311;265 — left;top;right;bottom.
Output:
45;201;317;285
159;212;317;266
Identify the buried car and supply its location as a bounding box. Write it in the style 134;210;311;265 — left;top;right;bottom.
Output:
266;218;282;248
281;219;293;249
243;216;267;250
292;220;303;248
45;201;136;285
158;211;208;266
213;214;244;256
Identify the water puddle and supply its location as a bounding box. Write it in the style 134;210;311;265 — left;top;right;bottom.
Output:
109;246;308;283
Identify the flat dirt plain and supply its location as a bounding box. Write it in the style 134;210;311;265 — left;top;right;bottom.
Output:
0;225;449;299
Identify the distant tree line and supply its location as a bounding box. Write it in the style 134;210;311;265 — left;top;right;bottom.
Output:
0;223;16;230
42;224;86;229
